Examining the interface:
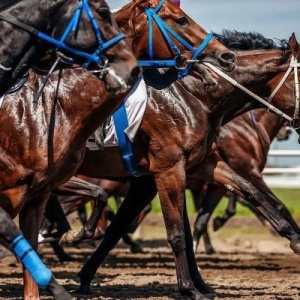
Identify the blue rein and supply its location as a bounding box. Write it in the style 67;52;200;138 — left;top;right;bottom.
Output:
138;0;215;79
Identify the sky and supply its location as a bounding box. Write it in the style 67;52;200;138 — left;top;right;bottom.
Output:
109;0;300;166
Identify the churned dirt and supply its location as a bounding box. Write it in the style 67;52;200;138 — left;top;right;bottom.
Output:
0;215;300;300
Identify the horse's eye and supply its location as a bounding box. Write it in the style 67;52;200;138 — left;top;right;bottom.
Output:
176;17;188;26
98;8;111;20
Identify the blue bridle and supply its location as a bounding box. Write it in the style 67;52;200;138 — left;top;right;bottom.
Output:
138;0;215;79
0;0;125;67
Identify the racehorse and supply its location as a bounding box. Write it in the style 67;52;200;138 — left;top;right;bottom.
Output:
0;0;132;96
0;0;232;298
191;109;295;254
0;1;141;299
73;31;300;300
41;114;293;258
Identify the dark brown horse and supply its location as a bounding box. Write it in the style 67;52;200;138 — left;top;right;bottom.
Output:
73;31;300;300
191;109;295;254
0;0;130;96
0;2;140;299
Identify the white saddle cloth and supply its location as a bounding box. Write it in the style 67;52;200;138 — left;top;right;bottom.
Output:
103;76;147;147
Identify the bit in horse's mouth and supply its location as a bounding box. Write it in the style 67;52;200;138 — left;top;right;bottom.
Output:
193;62;219;86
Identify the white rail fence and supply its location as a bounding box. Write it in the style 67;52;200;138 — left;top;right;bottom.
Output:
264;150;300;188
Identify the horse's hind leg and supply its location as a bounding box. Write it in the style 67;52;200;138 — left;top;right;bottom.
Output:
19;192;73;300
200;153;300;254
122;202;152;253
77;175;157;295
192;185;225;253
56;176;108;243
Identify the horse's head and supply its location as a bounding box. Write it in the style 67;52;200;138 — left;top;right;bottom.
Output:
0;0;140;95
114;0;235;83
265;33;300;142
51;0;141;93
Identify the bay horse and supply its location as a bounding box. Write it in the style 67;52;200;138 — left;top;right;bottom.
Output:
191;109;295;254
0;0;130;96
72;31;300;300
0;0;232;298
0;2;140;300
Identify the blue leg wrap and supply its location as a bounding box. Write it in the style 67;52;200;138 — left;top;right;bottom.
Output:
10;235;52;289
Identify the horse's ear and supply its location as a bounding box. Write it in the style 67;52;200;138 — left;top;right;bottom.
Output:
289;33;300;61
170;0;181;6
133;0;159;9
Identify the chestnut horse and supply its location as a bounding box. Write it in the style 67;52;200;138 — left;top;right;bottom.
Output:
0;0;129;96
191;109;295;254
71;31;300;300
0;2;140;300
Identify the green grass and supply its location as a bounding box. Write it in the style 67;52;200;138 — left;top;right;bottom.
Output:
110;188;300;218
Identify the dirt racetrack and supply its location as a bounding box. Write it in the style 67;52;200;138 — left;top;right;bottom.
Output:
1;215;300;300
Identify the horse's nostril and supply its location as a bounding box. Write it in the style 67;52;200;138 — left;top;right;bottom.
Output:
220;51;236;63
130;66;142;85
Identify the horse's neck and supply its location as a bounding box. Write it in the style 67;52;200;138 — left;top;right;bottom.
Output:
255;110;286;141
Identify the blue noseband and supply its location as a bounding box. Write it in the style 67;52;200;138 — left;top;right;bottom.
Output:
138;0;215;79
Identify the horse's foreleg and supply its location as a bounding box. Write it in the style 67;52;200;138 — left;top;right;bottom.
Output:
182;198;216;297
19;193;72;300
77;175;157;295
213;192;237;231
156;164;211;300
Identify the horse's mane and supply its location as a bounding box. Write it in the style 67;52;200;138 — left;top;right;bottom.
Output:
0;0;20;11
216;30;290;51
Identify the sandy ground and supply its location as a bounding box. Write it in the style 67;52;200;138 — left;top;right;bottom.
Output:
1;215;300;300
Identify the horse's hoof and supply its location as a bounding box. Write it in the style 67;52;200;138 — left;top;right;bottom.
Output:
179;289;211;300
289;238;300;254
195;281;216;299
53;292;74;300
205;248;216;255
76;285;91;295
130;244;144;253
59;230;79;245
204;291;216;299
